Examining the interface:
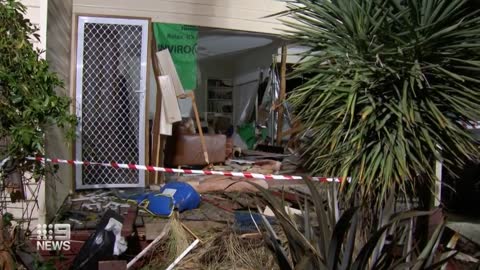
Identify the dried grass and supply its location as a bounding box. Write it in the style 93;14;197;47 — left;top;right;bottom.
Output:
167;215;190;259
141;214;191;270
182;230;278;270
141;216;279;270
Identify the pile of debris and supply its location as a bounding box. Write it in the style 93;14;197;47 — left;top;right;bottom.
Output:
29;181;300;270
176;159;285;193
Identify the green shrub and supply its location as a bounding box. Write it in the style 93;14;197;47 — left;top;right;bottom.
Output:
0;0;76;164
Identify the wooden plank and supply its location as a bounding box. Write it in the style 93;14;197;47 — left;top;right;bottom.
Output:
276;45;287;145
157;135;166;184
160;96;173;135
158;76;181;124
99;261;127;270
155;79;182;185
144;219;169;240
181;92;209;165
156;50;185;96
150;29;164;185
127;223;170;269
280;121;303;137
144;19;152;183
192;92;208;164
434;161;442;207
121;205;138;237
157;81;173;185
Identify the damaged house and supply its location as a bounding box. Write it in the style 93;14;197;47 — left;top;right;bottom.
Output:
2;0;307;268
1;0;480;269
5;0;296;222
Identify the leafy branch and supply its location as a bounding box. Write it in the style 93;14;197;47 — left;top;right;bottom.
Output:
0;0;77;166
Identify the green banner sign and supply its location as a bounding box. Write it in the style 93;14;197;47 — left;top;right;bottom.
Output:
153;23;198;90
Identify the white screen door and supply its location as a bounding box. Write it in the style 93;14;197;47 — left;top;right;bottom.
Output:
75;16;148;189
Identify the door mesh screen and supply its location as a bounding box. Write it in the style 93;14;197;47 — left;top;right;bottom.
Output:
80;22;143;185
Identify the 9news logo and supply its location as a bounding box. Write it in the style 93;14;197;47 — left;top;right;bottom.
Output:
35;224;71;251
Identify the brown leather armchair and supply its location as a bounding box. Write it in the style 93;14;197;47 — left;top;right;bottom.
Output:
164;123;227;166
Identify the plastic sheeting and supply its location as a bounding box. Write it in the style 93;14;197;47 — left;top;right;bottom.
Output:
259;67;292;144
229;65;293;145
233;73;261;126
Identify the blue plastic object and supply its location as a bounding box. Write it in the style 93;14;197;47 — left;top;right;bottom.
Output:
142;193;174;217
127;192;174;217
234;211;276;233
125;182;200;217
160;182;201;212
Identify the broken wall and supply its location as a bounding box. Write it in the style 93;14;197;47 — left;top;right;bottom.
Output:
233;43;279;125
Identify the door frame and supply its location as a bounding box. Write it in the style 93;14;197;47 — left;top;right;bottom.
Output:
74;16;149;189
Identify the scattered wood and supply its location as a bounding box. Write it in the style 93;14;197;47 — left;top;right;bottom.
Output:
98;260;127;270
254;159;282;173
195;179;268;193
194;230;275;269
202;175;231;182
276;45;287;145
264;206;302;217
242;149;290;159
126;222;170;269
150;34;164;184
181;222;204;244
165;239;200;270
202;197;235;213
178;91;210;165
223;193;256;209
158;76;181;124
144;219;169;241
240;232;263;240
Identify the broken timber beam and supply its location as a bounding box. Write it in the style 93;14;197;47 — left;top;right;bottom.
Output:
178;91;209;165
150;27;164;185
276;45;287;146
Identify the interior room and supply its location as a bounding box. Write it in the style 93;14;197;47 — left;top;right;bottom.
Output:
149;26;284;138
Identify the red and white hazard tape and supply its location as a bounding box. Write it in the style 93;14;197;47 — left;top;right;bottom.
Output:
26;156;346;183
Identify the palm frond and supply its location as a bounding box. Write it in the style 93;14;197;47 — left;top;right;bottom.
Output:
283;0;480;204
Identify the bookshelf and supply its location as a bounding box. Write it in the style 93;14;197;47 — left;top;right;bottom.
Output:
205;78;234;124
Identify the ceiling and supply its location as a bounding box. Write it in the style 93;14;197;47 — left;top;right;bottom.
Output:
197;27;281;59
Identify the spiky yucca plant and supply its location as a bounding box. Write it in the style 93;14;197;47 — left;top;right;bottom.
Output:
253;181;460;270
282;0;480;204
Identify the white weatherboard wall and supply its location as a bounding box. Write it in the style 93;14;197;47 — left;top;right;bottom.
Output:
73;0;287;34
44;0;75;222
22;0;47;52
18;0;73;225
15;0;48;226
